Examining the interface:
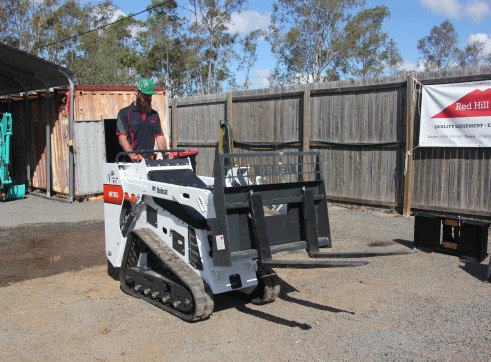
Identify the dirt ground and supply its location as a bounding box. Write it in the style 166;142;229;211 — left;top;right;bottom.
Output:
0;195;490;361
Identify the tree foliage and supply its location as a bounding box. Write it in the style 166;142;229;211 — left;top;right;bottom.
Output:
459;40;488;68
417;20;461;70
267;0;401;85
136;0;185;93
417;20;491;71
344;6;402;78
184;0;247;95
237;29;264;89
268;0;357;85
2;1;490;94
0;0;59;52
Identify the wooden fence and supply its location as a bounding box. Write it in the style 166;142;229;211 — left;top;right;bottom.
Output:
169;67;491;219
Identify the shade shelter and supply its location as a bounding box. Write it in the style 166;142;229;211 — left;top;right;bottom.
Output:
0;42;75;201
0;43;169;202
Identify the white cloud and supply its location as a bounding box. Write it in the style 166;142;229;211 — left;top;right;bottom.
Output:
110;8;144;38
464;1;491;21
468;33;491;52
250;69;271;89
419;0;462;18
419;0;490;21
112;9;126;22
401;60;426;72
228;10;271;35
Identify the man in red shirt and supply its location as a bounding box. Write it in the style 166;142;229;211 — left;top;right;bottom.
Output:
116;77;171;161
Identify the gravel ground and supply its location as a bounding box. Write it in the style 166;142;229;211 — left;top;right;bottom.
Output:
0;194;104;227
0;195;490;361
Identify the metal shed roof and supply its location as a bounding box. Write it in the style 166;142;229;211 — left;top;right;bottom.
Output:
0;42;73;96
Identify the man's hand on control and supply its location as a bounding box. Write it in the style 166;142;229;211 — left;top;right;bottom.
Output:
129;153;140;162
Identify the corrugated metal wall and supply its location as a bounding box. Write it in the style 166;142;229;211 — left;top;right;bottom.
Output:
0;93;59;192
73;120;106;195
71;87;168;196
1;86;168;198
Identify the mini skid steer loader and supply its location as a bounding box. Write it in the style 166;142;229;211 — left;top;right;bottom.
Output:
104;149;405;321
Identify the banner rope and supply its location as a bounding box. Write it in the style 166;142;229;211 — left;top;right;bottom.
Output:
404;145;419;176
403;74;423;176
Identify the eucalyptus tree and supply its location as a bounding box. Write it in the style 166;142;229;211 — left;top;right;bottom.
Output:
458;39;491;68
343;6;402;78
1;0;263;93
417;20;461;71
237;29;264;89
186;0;247;94
136;0;196;95
381;39;404;76
268;0;396;85
36;0;92;66
70;0;141;84
268;0;359;85
0;0;59;52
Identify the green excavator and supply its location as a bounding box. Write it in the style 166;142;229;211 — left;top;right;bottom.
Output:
0;112;25;200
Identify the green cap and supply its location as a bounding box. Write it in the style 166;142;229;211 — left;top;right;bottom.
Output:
136;77;157;95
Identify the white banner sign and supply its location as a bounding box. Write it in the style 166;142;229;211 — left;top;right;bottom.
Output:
419;80;491;147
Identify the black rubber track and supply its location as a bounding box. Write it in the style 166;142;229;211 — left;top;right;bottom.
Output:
251;264;281;305
120;228;214;322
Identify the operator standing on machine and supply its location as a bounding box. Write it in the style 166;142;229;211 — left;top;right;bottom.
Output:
116;77;172;162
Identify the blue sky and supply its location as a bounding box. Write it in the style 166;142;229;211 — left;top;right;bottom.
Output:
112;0;491;89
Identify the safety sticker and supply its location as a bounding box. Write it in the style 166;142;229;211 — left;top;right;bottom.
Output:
216;235;225;250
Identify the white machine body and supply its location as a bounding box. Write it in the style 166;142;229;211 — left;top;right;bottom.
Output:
103;158;258;295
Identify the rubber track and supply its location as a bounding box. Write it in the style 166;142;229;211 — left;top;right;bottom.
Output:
251;264;281;305
120;228;214;322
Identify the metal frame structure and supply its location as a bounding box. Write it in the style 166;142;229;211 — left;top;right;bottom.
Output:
0;43;75;201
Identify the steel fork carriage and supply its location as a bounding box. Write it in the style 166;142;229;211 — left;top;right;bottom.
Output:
208;151;377;268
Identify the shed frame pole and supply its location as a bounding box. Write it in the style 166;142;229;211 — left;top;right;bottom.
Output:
35;74;51;198
14;79;31;191
24;93;30;191
59;69;75;202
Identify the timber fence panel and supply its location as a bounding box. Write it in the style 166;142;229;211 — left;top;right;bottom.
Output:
233;92;302;147
310;82;406;207
410;66;491;217
173;94;227;176
169;66;491;218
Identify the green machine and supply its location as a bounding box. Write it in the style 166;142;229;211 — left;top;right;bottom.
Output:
0;112;25;200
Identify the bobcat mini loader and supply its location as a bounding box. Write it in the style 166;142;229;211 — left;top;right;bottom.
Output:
104;150;404;321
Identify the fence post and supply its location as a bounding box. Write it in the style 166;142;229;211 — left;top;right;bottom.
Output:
171;97;178;149
303;86;311;152
403;77;416;216
226;93;233;125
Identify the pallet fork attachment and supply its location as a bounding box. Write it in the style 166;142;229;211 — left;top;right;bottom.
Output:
210;152;413;270
249;190;368;268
